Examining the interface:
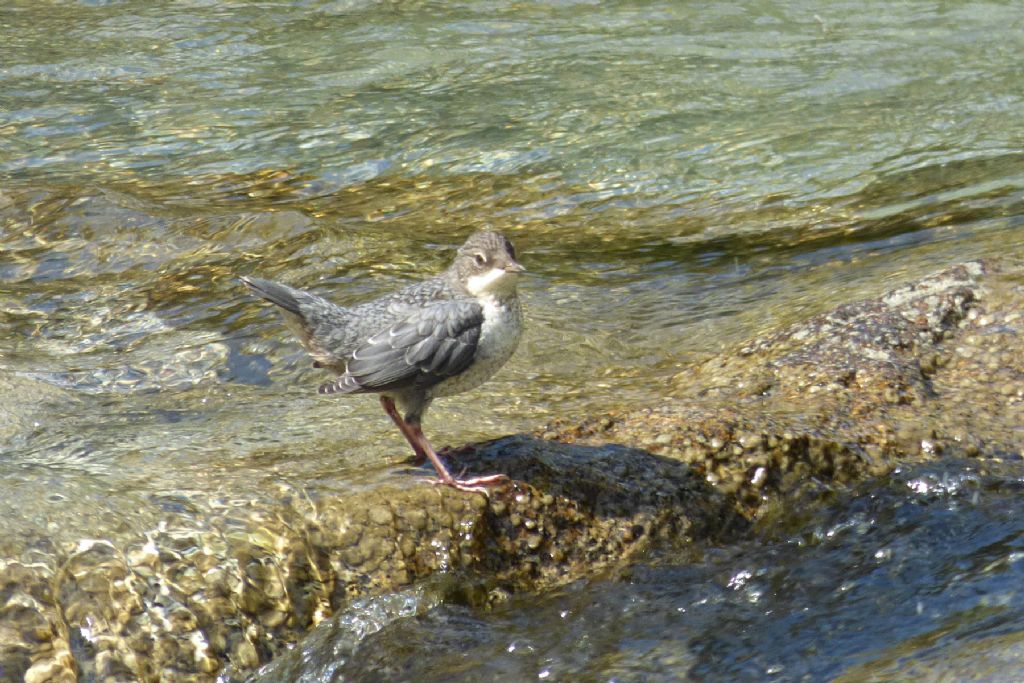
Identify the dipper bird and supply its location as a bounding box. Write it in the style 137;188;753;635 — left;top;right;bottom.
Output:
240;231;524;493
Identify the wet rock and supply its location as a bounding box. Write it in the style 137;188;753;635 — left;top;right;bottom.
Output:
556;259;1024;514
3;259;1023;680
0;441;733;681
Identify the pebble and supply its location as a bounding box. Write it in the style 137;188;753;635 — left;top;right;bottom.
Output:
368;505;393;526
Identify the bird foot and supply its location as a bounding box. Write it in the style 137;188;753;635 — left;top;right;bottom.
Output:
424;473;509;494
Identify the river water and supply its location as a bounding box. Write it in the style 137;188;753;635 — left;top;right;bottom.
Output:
2;0;1023;680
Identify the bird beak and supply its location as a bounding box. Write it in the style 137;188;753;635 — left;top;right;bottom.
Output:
504;260;526;274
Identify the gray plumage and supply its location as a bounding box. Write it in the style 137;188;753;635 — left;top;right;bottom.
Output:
240;231;525;493
324;299;483;395
238;271;478;383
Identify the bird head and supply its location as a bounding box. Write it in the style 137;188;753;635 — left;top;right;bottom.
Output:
453;231;525;298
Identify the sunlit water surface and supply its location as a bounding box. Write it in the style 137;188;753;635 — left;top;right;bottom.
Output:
2;0;1024;678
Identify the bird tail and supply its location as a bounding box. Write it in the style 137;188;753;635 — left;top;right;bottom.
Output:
240;275;350;371
239;276;306;316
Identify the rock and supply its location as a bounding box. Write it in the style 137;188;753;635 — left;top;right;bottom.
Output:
557;260;1023;514
0;440;733;681
3;259;1023;680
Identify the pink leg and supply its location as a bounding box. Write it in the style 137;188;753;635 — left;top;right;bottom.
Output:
378;397;506;493
404;420;508;494
380;396;426;464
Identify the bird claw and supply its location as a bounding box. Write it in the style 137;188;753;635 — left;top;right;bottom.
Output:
422;473;509;494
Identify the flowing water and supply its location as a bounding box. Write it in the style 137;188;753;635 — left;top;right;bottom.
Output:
2;0;1024;679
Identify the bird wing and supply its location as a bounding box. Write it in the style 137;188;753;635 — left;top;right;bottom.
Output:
319;299;483;395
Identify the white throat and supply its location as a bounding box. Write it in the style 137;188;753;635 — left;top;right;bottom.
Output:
466;267;515;297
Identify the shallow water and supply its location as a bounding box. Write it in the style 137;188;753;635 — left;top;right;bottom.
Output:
2;0;1024;678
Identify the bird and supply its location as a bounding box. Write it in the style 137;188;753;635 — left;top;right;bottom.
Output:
240;231;525;493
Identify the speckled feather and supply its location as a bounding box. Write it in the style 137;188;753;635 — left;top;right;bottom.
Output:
241;231;523;423
241;274;470;373
321;299;485;394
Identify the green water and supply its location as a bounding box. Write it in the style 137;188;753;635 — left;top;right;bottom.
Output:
2;0;1024;679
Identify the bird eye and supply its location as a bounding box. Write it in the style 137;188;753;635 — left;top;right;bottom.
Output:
473;252;487;267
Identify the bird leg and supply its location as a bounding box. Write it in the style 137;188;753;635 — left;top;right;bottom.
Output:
379;396;426;464
405;419;508;494
378;397;506;493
